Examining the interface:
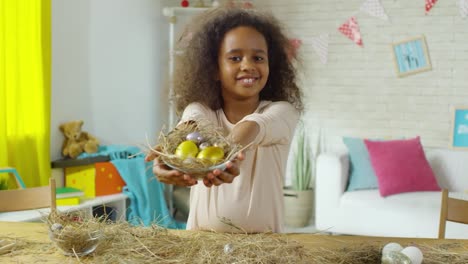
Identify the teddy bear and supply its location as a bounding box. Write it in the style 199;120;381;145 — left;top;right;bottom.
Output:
59;120;99;159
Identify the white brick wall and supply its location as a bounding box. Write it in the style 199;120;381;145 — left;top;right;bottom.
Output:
256;0;468;151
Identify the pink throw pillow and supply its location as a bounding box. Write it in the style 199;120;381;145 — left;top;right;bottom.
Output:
364;137;440;197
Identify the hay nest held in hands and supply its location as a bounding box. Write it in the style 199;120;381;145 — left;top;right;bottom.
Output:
149;120;242;179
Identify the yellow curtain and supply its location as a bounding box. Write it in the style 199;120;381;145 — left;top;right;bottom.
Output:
0;0;51;187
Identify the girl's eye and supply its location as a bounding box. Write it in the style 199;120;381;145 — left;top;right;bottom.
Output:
255;56;265;61
229;56;241;62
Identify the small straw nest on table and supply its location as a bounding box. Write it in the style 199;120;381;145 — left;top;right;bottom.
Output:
45;210;104;256
150;121;242;179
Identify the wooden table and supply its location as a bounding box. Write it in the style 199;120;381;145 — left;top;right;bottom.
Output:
0;221;466;263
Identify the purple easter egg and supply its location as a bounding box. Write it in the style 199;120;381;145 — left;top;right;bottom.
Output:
186;132;203;143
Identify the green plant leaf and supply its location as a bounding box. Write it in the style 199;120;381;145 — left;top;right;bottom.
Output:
0;177;9;190
291;121;313;191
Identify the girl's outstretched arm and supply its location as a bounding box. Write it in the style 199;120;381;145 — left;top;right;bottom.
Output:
202;121;256;187
229;121;259;147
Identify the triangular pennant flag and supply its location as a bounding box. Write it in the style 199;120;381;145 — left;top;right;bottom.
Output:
338;16;363;47
310;34;329;64
287;38;302;60
459;0;468;18
360;0;389;20
425;0;438;14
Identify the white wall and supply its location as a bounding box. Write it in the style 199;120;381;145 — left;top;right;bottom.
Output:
51;0;175;160
256;0;468;152
51;0;93;159
52;0;468;160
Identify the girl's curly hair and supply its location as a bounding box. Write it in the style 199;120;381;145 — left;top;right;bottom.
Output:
173;7;303;115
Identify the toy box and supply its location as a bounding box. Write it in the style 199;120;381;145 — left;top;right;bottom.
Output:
65;162;126;198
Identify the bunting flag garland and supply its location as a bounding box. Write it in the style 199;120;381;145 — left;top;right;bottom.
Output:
425;0;438;14
310;34;329;64
288;38;302;60
338;16;363;47
360;0;388;20
459;0;468;18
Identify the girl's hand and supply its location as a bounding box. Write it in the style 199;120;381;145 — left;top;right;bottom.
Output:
145;147;198;187
202;152;245;187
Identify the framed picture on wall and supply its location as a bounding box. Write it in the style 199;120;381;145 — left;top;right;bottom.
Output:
392;36;432;77
450;106;468;149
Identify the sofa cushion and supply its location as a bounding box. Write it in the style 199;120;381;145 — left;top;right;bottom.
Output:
426;148;468;191
364;137;440;197
343;137;378;191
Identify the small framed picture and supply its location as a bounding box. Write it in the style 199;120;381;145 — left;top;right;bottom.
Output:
392;36;432;77
450;106;468;149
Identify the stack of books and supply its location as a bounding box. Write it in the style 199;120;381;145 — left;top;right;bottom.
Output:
56;186;84;206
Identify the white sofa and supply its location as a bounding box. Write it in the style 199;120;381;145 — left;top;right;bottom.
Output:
315;148;468;239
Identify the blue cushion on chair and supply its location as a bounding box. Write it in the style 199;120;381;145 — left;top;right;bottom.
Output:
343;137;379;191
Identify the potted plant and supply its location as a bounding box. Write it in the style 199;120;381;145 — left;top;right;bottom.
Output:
283;121;315;228
0;177;8;190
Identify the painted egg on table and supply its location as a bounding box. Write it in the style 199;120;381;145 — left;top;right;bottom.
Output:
400;246;423;264
51;223;63;231
196;146;224;163
175;140;199;159
186;132;203;143
381;251;411;264
223;243;234;254
382;242;403;255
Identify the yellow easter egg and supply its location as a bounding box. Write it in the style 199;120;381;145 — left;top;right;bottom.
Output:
175;140;199;159
196;146;224;163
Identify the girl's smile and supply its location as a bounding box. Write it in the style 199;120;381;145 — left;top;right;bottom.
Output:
236;75;260;87
217;26;269;103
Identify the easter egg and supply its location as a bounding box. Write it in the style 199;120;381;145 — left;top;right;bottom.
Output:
223;243;234;254
175;140;199;159
400;246;423;264
186;132;203;143
382;242;403;255
381;251;411;264
214;141;228;149
51;223;63;231
196;146;224;163
199;142;210;150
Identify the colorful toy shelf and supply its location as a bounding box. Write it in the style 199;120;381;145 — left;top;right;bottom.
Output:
51;155;110;168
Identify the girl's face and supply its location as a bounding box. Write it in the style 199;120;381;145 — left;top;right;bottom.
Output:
217;26;269;104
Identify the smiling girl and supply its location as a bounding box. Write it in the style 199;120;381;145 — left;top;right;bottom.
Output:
146;7;303;233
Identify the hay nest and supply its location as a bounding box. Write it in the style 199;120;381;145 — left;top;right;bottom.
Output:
305;242;468;264
40;211;313;263
4;211;468;264
149;120;242;179
45;210;104;256
96;223;312;264
0;238;18;255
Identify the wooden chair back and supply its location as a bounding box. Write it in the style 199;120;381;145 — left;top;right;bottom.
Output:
0;178;56;212
0;167;26;188
438;189;468;238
